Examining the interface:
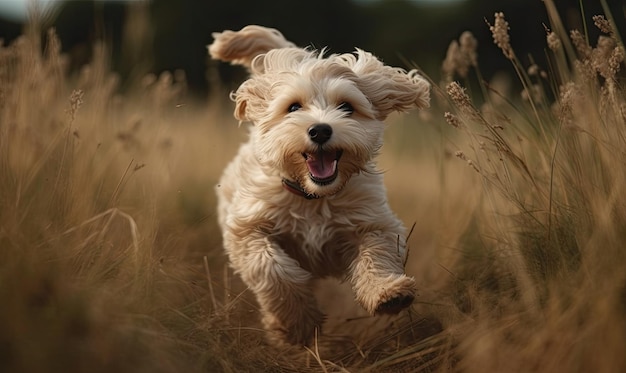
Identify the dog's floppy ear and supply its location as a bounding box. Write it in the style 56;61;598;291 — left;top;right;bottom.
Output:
232;78;270;122
208;25;296;70
232;86;249;122
231;48;312;123
341;49;430;120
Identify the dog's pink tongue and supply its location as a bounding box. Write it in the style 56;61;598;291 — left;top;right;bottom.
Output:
306;150;337;179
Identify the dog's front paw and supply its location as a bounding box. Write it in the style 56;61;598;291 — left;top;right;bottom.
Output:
375;292;415;315
356;274;416;315
373;275;416;315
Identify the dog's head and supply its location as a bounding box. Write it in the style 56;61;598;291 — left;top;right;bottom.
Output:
210;26;430;198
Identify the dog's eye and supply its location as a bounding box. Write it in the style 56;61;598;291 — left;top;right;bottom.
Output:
287;103;302;113
338;102;354;115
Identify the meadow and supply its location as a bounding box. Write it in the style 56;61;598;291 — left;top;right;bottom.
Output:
1;2;625;372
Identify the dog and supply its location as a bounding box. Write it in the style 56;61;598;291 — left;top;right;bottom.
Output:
209;25;430;346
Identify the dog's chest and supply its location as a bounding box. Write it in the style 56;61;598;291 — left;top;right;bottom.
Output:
273;203;359;277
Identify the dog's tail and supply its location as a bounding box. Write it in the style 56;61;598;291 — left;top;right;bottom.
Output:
208;25;296;69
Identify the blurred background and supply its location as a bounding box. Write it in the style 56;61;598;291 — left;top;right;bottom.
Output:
1;0;623;98
1;2;625;371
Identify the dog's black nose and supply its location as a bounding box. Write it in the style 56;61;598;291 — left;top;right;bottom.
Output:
308;123;333;144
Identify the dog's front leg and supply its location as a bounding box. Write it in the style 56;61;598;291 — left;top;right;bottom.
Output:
229;235;324;346
349;230;416;315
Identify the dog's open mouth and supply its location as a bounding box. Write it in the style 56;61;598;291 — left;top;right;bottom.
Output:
303;149;343;185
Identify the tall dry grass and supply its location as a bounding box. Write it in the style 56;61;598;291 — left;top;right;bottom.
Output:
0;14;243;373
429;3;626;372
1;1;625;372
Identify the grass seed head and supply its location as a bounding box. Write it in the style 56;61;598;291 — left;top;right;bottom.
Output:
459;31;478;68
447;81;472;110
442;31;478;82
67;89;84;120
593;15;613;35
608;46;624;76
442;40;461;81
444;111;463;128
489;12;514;60
546;31;561;52
570;30;592;60
592;36;619;79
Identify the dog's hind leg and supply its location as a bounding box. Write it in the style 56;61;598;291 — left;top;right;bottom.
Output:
226;234;324;346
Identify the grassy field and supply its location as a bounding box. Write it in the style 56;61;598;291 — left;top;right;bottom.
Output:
1;3;625;372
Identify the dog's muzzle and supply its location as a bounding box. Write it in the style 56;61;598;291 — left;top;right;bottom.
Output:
303;149;342;185
304;123;342;185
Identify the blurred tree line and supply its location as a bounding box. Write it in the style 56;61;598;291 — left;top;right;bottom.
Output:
0;0;623;98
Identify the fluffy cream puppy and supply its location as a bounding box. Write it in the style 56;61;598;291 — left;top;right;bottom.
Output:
209;25;430;346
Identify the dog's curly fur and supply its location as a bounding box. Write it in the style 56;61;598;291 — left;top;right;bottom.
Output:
209;25;430;346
